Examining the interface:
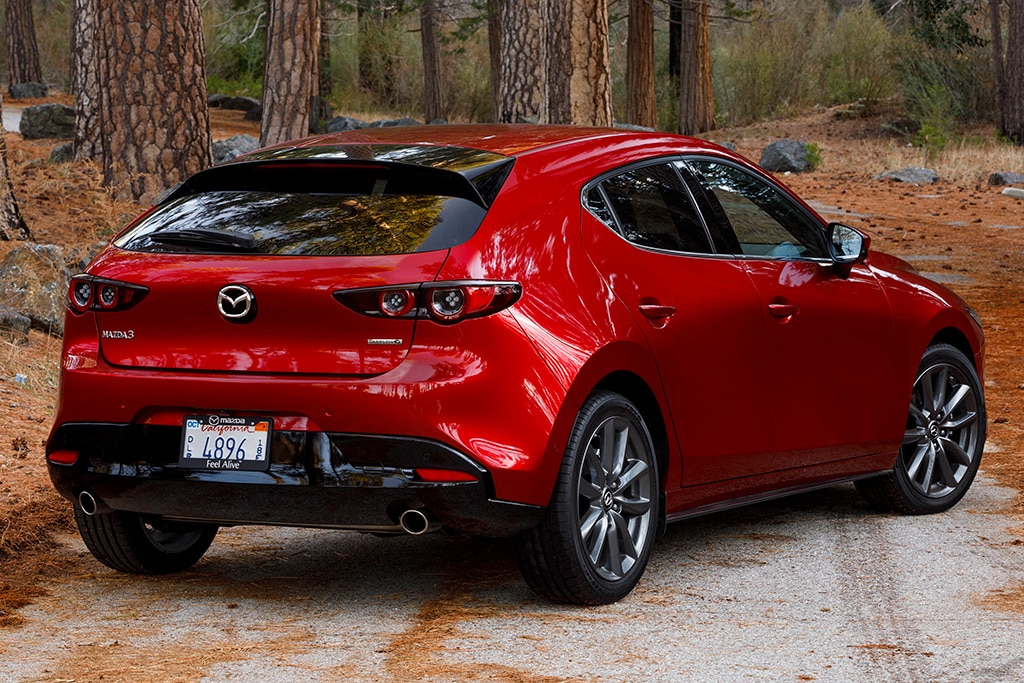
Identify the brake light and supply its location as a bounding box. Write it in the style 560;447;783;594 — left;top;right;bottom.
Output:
47;450;79;465
68;275;149;315
335;281;522;324
414;468;478;483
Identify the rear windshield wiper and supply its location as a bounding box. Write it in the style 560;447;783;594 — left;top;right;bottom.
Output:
148;228;258;253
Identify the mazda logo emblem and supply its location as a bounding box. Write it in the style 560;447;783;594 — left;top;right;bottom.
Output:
217;284;256;323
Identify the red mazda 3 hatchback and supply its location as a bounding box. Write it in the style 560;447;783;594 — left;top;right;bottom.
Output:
47;125;986;604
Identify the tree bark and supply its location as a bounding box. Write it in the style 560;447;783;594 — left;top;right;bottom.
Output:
319;1;333;99
0;93;30;241
5;0;42;87
1005;0;1024;143
488;0;503;121
627;0;657;129
566;0;612;126
71;0;101;161
261;0;319;147
669;0;681;85
420;0;446;122
677;0;714;135
497;0;544;123
95;0;211;203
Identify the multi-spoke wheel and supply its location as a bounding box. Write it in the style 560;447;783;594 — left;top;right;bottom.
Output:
515;392;659;604
856;343;986;514
74;507;218;574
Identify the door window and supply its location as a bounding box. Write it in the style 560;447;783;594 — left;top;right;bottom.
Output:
685;160;825;259
585;163;714;255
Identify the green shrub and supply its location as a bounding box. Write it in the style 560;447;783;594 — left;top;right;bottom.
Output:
822;4;894;111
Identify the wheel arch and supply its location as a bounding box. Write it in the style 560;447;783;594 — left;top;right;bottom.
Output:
929;326;978;371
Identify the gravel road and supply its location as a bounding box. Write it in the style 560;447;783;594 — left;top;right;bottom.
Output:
2;469;1022;682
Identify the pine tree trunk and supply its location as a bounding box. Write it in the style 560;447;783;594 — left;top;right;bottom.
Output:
261;0;319;147
497;0;544;123
319;1;333;99
5;0;42;86
677;0;714;135
627;0;657;129
488;0;503;122
543;0;571;124
0;94;30;241
95;0;211;202
1004;0;1024;143
566;0;612;126
72;0;101;161
420;0;446;122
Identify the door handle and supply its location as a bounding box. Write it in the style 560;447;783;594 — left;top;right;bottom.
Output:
768;302;800;319
639;304;677;320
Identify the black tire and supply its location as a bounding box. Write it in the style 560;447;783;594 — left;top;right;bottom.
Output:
856;343;986;514
515;392;660;605
74;507;218;574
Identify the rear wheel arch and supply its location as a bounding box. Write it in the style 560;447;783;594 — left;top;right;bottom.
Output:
593;371;670;494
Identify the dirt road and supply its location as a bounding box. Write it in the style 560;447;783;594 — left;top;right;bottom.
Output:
1;475;1022;682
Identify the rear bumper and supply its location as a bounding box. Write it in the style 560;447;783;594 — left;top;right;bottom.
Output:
46;423;543;537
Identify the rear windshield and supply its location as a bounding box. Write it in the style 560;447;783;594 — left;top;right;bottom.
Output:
114;190;486;256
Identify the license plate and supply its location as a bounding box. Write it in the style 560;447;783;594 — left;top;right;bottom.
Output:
178;415;272;471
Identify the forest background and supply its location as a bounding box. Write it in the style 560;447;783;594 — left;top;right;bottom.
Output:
0;0;1022;219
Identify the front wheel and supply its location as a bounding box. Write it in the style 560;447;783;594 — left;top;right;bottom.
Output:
74;507;218;574
515;392;660;604
856;343;986;514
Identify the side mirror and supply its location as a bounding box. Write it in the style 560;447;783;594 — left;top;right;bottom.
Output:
827;222;868;275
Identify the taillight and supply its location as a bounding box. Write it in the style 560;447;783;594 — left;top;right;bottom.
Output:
68;275;149;315
334;281;522;324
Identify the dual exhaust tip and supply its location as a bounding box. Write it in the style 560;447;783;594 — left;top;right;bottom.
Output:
79;490;441;536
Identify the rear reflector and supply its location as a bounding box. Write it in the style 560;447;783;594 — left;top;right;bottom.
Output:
47;450;80;465
414;468;478;483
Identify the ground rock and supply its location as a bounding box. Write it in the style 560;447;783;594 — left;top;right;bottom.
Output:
760;139;811;173
0;243;70;336
213;134;260;164
9;82;47;99
48;142;74;164
19;104;75;140
989;172;1024;187
368;118;422;128
326;116;369;133
219;96;261;112
0;306;31;342
874;167;938;184
243;105;262;122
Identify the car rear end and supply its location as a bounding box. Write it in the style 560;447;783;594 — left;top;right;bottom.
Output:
46;141;556;537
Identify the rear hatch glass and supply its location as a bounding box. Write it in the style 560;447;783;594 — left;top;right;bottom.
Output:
99;157;511;376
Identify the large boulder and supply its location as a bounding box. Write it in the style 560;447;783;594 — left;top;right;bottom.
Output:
0;243;70;336
212;134;260;164
874;167;938;184
368;117;422;128
0;306;31;342
9;82;48;99
219;96;261;112
19;103;75;140
760;139;812;173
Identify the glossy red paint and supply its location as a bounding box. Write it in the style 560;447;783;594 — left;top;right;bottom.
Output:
47;124;984;539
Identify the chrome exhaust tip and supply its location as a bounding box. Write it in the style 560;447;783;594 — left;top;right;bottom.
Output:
78;490;109;516
398;507;440;535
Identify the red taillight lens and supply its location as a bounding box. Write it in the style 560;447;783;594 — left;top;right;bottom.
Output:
414;468;478;483
47;450;79;465
334;281;522;324
68;275;149;315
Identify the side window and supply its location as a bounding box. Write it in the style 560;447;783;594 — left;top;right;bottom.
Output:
687;159;825;259
586;163;713;255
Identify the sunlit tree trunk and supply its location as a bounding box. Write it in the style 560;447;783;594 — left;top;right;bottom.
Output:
5;0;42;87
95;0;211;202
71;0;100;161
261;0;319;146
420;0;446;122
677;0;714;135
0;93;30;241
627;0;657;129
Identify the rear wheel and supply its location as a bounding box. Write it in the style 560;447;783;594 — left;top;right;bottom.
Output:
515;392;659;604
74;507;218;574
856;343;985;514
